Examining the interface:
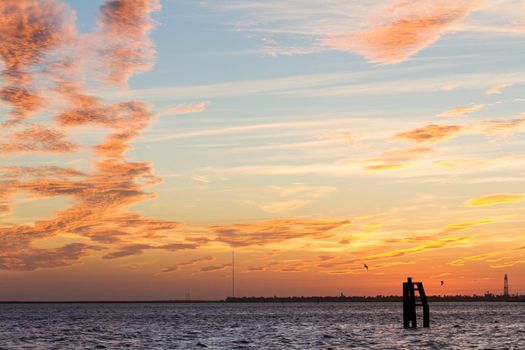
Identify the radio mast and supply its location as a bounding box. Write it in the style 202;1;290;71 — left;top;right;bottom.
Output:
504;274;509;297
231;249;235;298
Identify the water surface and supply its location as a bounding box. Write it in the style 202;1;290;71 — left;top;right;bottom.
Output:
0;302;523;349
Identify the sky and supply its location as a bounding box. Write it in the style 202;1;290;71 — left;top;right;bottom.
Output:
0;0;524;301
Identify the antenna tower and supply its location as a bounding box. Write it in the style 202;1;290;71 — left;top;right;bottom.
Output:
232;250;235;298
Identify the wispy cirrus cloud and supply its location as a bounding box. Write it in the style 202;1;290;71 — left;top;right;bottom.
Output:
450;246;525;268
193;263;231;274
95;0;161;86
0;125;77;154
467;193;525;207
316;235;472;272
0;166;85;180
392;115;524;147
0;0;76;121
363;146;433;171
363;235;472;260
442;218;495;233
258;184;336;214
0;0;192;271
486;83;509;95
159;102;208;117
0;243;101;271
208;0;512;63
209;219;350;247
480;116;525;134
437;104;484;118
103;242;198;260
394;124;464;143
160;256;215;274
324;0;482;63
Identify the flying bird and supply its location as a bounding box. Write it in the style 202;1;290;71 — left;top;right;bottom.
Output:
364;264;369;270
441;281;444;286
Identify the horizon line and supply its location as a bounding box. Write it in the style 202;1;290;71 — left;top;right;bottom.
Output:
2;293;524;304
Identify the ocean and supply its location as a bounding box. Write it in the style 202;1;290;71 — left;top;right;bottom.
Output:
0;302;523;349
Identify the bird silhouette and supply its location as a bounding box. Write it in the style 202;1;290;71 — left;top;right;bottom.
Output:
364;264;369;270
441;280;444;286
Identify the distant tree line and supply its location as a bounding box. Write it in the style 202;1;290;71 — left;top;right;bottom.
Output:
225;294;525;303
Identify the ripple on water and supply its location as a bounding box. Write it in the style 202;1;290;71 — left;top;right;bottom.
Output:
0;302;524;349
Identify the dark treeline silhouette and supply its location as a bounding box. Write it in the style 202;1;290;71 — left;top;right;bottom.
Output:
225;293;525;303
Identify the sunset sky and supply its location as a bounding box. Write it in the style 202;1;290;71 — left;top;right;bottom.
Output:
0;0;524;300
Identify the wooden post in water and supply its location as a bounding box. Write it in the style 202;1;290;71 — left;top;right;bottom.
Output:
403;277;429;328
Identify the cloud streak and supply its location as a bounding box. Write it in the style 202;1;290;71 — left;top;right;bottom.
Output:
0;0;191;271
438;104;484;118
210;219;350;247
0;125;77;154
160;256;215;274
467;193;525;207
364;146;433;171
95;0;161;85
324;0;482;63
159;102;208;117
395;124;463;143
486;83;509;95
0;0;76;120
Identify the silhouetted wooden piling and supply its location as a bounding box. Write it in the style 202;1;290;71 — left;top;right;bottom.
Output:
403;277;429;328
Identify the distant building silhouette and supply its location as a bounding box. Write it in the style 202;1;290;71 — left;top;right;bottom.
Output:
504;274;509;297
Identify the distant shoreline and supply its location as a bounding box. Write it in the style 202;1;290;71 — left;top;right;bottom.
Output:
1;295;524;303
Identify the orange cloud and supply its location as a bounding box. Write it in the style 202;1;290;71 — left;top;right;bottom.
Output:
438;104;484;117
103;242;198;259
450;251;503;266
209;219;350;247
56;87;152;158
365;235;471;260
364;146;433;171
449;247;525;269
364;163;406;171
0;243;101;271
442;218;495;233
0;166;85;180
194;263;231;274
0;156;184;269
95;0;161;85
160;256;215;274
0;0;76;120
395;124;463;143
324;0;481;63
434;158;488;169
0;0;193;272
486;83;509;95
0;125;77;154
481;116;525;134
467;193;525;207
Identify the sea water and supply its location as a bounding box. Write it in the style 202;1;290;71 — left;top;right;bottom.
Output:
0;302;523;349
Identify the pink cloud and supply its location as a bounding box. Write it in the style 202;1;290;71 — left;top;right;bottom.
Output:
0;125;77;154
324;0;481;64
0;0;197;272
0;0;76;120
95;0;161;86
160;102;208;116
